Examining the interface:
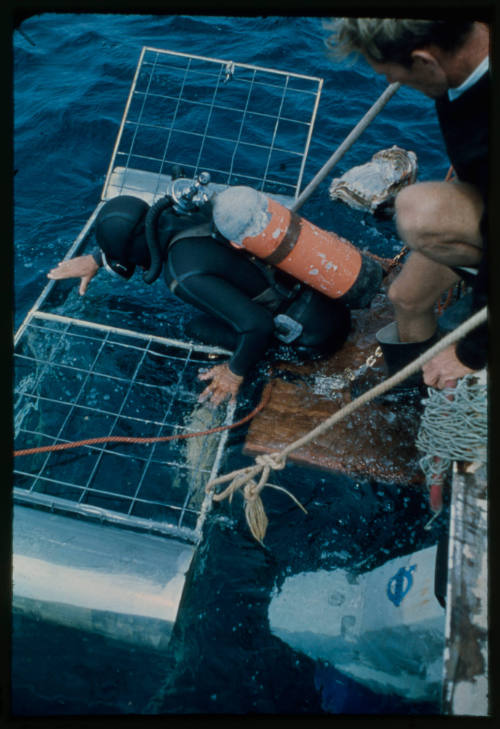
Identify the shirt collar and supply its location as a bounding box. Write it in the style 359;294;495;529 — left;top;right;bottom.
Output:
448;56;489;101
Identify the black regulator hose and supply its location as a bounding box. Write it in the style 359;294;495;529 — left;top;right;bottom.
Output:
143;197;174;284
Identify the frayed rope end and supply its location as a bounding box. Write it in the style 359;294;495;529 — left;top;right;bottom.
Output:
205;451;306;543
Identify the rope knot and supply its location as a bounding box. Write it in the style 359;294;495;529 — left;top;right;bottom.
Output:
243;479;260;501
255;452;286;471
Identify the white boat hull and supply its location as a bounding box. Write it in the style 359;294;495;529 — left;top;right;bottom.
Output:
269;545;445;701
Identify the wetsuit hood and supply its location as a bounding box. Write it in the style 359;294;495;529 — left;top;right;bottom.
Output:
95;195;150;278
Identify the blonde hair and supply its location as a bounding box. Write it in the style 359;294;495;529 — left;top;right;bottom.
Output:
325;18;475;67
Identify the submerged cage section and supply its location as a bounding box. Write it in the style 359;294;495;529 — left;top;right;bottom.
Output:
14;313;233;543
102;47;322;203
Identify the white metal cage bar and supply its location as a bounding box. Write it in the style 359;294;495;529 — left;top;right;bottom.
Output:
101;47;322;202
14;312;234;542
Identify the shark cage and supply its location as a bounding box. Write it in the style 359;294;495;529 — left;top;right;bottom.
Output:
12;47;322;647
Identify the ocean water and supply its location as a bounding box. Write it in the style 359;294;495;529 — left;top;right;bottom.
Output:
12;13;450;716
13;12;449;329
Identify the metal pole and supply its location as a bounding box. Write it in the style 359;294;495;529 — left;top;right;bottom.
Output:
291;82;400;213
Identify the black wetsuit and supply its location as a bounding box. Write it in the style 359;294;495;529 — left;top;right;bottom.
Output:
164;229;351;377
165;235;276;375
92;199;351;378
435;69;489;369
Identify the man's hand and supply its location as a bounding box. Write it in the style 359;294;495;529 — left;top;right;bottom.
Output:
47;254;99;295
422;343;475;389
198;363;244;406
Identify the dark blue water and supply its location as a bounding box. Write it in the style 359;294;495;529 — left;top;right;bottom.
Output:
13;13;450;716
14;13;449;329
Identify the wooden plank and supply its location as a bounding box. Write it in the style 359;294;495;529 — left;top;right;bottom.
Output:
442;463;488;715
244;295;425;484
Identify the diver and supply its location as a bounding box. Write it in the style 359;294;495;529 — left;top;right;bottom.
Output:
48;192;351;406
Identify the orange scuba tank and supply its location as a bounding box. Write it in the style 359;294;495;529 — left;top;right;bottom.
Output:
212;186;382;309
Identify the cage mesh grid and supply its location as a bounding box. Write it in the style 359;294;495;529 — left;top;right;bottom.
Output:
103;47;322;201
14;48;321;541
14;314;232;541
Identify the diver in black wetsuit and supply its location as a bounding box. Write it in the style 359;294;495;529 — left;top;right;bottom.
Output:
48;194;351;405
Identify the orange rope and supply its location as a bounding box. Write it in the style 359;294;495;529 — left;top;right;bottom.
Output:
363;250;394;271
14;381;273;457
437;284;455;315
444;165;455;182
364;247;409;276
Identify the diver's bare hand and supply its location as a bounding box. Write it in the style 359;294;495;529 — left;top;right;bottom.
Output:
47;254;99;295
198;363;243;406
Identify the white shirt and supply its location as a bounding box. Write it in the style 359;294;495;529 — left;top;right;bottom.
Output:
448;56;489;101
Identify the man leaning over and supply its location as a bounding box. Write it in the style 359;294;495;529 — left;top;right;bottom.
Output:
329;18;489;390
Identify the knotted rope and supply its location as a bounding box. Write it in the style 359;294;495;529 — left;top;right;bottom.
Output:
206;306;487;542
209;451;307;543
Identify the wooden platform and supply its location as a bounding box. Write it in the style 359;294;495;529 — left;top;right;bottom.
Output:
442;462;488;715
244;295;425;485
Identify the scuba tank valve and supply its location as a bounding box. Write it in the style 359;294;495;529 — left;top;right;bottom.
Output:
170;171;212;214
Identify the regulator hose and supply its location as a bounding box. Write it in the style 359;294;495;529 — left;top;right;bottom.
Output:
143;196;174;284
